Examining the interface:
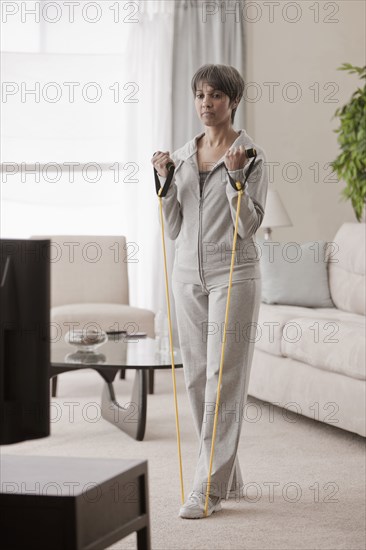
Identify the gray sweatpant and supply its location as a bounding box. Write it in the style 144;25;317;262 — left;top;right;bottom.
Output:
172;275;262;500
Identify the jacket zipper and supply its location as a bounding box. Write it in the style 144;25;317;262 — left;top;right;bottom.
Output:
198;195;205;286
198;171;211;289
196;162;223;288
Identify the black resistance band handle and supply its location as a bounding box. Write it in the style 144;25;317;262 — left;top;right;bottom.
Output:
154;164;175;197
226;147;258;192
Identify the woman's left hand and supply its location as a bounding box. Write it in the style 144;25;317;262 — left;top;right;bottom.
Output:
224;145;249;171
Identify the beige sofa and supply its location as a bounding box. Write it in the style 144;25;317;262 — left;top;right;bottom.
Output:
248;223;366;437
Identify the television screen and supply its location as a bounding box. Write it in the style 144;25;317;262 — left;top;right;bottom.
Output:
0;239;50;444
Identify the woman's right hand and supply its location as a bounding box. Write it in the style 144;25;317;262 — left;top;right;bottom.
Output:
151;150;175;178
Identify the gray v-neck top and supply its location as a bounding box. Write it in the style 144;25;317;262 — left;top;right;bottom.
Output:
199;170;211;196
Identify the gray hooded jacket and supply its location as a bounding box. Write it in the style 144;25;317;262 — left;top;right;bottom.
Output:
158;129;269;285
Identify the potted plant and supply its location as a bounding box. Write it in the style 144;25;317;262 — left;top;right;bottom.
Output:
330;63;366;222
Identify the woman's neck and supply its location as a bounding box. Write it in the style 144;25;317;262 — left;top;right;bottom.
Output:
202;125;239;149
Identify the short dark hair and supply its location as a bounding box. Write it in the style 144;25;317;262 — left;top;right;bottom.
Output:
191;64;245;123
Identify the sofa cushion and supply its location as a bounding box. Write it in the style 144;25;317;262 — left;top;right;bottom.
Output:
257;303;364;358
281;317;365;381
51;303;155;339
257;239;334;308
328;223;365;316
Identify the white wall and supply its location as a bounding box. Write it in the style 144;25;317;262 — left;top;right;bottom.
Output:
2;1;365;249
245;0;365;242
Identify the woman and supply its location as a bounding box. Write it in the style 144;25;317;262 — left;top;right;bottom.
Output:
151;64;269;519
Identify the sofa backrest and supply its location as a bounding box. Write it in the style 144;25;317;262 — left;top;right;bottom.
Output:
328;223;365;316
30;235;129;307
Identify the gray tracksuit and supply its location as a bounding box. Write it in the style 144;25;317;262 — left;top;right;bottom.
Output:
158;129;268;499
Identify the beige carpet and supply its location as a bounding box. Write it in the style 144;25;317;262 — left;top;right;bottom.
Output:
2;368;365;550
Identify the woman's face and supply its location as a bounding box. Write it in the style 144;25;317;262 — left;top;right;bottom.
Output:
194;81;235;127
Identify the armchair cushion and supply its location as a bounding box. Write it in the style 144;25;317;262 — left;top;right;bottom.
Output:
52;303;155;339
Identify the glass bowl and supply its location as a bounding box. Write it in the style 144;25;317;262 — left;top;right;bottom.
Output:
65;351;106;365
65;329;108;352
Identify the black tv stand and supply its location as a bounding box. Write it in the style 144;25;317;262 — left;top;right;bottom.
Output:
0;454;151;549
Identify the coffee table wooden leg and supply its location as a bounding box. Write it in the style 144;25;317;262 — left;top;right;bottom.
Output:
51;376;58;397
100;369;148;441
148;370;155;395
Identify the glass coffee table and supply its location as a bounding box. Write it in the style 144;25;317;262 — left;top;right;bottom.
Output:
51;335;183;441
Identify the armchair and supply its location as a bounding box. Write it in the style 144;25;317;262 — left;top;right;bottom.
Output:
31;235;155;396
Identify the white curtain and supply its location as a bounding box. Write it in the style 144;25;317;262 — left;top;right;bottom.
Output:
132;0;246;343
1;0;246;345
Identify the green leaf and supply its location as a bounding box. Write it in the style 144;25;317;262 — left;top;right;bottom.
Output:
332;63;366;220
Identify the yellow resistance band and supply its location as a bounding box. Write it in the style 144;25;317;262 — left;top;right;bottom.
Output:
204;181;244;517
158;188;185;505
